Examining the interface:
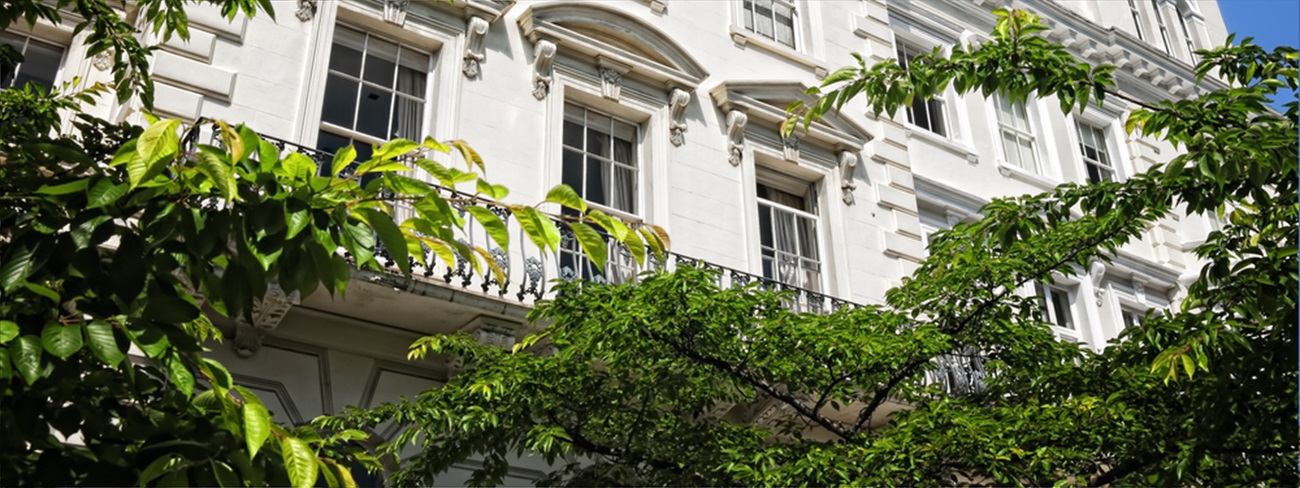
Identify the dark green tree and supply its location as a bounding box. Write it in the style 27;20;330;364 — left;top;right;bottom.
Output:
0;2;658;486
334;9;1297;487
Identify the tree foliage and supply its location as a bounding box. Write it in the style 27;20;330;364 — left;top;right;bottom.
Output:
336;9;1298;487
0;4;661;487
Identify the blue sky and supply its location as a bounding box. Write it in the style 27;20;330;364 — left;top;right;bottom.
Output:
1217;0;1299;50
1216;0;1298;108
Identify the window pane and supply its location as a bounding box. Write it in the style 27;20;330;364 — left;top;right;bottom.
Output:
910;99;931;131
585;157;607;206
1017;137;1037;172
321;75;358;128
562;119;583;149
390;96;423;139
1051;291;1074;329
774;2;795;47
758;204;773;247
927;98;946;136
394;65;426;100
797;216;818;260
316;130;351;156
754;0;775;39
562;149;584;194
1002;131;1021;169
586;126;610;158
742;0;754;30
356;85;393;138
14;38;62;89
610;164;637;213
363;37;398;87
611;137;635;167
329;27;365;76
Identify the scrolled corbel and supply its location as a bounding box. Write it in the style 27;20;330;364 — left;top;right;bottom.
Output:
726;110;748;166
462;16;490;78
669;88;690;146
838;150;858;205
531;40;557;100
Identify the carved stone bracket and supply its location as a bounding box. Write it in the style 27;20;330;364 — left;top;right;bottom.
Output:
462;15;491;78
648;0;667;14
295;0;317;21
668;88;690;146
725;110;747;166
838;150;858;205
232;285;301;357
531;39;557;100
781;133;801;162
944;209;965;227
1088;259;1106;307
383;0;411;26
1131;275;1149;304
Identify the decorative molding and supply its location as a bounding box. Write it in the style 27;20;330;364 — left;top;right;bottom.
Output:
710;81;870;154
944;208;965;227
1088;259;1106;307
648;0;667;14
232;284;301;357
1131;275;1149;304
531;39;557;100
518;3;708;93
462;15;490;78
295;0;317;21
383;0;411;26
781;133;801;162
838;150;858;205
92;50;113;71
726;110;748;166
668;88;690;146
599;67;624;100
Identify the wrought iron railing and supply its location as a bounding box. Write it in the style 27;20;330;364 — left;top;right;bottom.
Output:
221;131;987;396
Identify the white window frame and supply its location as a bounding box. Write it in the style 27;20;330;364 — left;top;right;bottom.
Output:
754;170;824;292
560;103;642;217
1066;106;1134;185
895;40;950;139
1075;121;1116;184
1175;2;1198;62
1035;282;1082;341
738;0;801;50
1150;0;1175;56
315;26;434;157
1;29;69;90
1127;0;1147;41
299;4;459;167
993;94;1042;174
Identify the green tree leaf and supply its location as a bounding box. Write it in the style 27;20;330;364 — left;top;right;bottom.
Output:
11;335;43;385
197;145;239;202
358;208;410;276
244;400;272;459
134;119;181;188
1;245;35;293
465;206;511;253
545;184;587;214
41;322;83;360
0;320;18;344
281;436;319;488
85;178;128;209
568;222;608;273
85;320;125;367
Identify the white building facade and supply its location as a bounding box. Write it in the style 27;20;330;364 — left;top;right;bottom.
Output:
5;0;1230;483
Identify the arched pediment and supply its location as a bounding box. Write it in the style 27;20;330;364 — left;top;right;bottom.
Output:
519;2;708;89
711;81;872;152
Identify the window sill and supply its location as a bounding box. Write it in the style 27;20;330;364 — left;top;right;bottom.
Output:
1052;326;1082;343
728;25;828;77
906;126;979;164
996;161;1059;191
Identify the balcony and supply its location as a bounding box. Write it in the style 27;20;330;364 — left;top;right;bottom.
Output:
245;133;987;397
